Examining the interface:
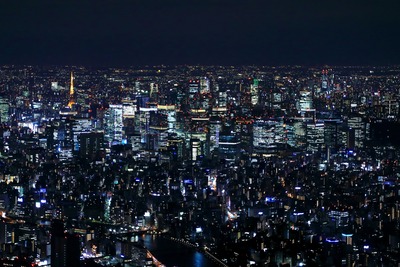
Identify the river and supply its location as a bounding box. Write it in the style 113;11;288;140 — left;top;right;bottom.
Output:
142;235;219;267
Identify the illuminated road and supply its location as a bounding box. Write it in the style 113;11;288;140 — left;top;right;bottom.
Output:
147;250;165;267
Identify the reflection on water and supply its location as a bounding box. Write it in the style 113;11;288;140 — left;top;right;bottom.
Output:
193;252;207;267
142;235;218;267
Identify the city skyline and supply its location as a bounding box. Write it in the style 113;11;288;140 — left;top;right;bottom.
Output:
0;64;399;266
1;0;400;67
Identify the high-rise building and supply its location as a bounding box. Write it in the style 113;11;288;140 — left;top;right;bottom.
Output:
190;138;202;161
208;116;222;154
188;80;201;109
324;119;342;149
306;121;325;153
284;121;296;148
150;82;159;99
138;107;157;147
250;79;259;106
104;104;124;145
0;97;9;124
217;87;227;109
253;120;275;149
218;133;240;162
347;115;365;148
157;104;176;134
56;116;74;161
72;118;93;151
79;132;104;160
321;69;329;92
296;90;313;111
0;220;14;245
292;119;308;149
149;112;168;151
51;220;66;267
51;220;80;267
200;77;210;94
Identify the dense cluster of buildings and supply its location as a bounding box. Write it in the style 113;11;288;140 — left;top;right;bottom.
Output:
0;65;399;266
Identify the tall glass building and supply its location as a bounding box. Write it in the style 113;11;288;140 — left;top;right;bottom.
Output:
104;104;124;145
0;97;9;124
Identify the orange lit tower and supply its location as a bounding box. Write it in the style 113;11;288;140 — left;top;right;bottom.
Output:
68;71;76;108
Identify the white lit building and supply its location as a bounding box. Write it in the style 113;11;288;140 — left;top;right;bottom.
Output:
306;121;325;153
105;104;124;145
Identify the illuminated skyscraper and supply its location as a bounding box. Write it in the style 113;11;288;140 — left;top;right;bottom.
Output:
56;116;74;161
306;121;325;153
324;119;342;149
157;104;176;133
104;104;124;145
253;120;276;149
321;69;329;92
218;133;240;162
150;82;159;98
79;132;104;160
0;97;9;124
347;115;365;148
296;90;313;111
190;138;202;161
72;118;93;151
208;116;222;154
250;79;259;106
200;77;210;94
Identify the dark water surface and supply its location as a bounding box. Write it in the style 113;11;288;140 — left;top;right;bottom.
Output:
143;235;219;267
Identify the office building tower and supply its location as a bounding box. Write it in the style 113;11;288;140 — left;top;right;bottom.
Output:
217;87;227;109
274;118;287;145
79;132;104;160
200;77;210;94
56;116;74;161
190;138;202;161
51;220;66;267
324;119;342;149
284;121;296;148
129;133;141;152
347;115;365;148
51;220;80;267
272;91;283;110
250;79;259;106
306;121;325;153
104;104;124;146
188;80;200;109
347;128;356;150
167;135;185;161
0;97;9;124
321;69;329;92
72;118;93;151
157;104;176;133
149;112;168;151
218;133;240;162
138;107;157;147
0;220;14;245
208;117;221;154
150;82;159;99
253;120;275;149
296;90;313;111
292;119;307;149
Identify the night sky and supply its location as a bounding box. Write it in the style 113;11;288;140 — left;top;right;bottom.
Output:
1;0;400;67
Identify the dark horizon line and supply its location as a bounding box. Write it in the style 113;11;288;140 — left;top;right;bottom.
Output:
1;62;400;69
